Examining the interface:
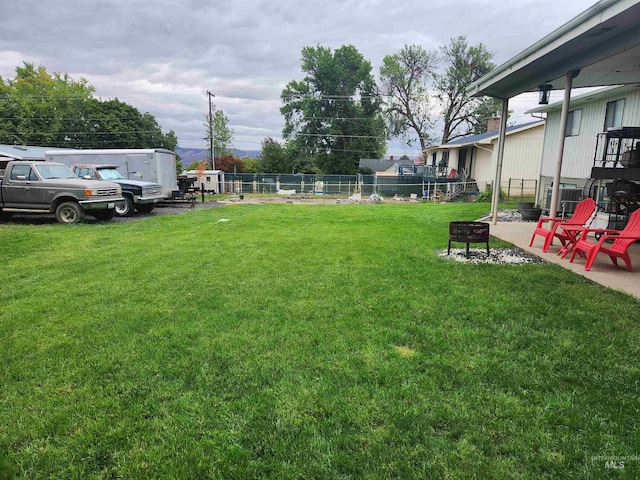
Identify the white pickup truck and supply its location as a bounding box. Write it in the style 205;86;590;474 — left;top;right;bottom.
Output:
0;160;124;224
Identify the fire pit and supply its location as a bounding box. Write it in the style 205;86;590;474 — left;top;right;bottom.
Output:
448;221;490;258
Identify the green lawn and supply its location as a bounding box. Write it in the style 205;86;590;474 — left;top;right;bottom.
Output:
1;203;639;479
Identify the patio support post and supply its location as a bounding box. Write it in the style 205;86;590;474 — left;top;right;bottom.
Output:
491;98;510;224
549;70;577;218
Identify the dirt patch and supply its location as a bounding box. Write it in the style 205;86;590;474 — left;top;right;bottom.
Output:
394;346;417;357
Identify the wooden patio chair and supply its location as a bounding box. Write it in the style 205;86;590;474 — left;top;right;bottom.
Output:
569;208;640;271
529;198;596;252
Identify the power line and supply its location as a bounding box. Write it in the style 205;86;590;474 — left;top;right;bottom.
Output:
0;116;158;121
0;130;166;136
292;132;387;140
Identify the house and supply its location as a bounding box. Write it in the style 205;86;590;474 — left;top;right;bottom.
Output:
467;0;640;221
424;120;545;193
358;156;415;175
526;84;640;204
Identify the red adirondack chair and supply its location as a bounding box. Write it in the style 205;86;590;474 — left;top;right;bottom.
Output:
569;209;640;271
529;198;596;252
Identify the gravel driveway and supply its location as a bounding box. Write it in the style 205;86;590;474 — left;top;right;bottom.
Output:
1;201;224;225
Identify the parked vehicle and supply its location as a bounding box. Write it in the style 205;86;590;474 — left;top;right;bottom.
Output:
0;160;123;224
45;149;179;199
71;164;164;217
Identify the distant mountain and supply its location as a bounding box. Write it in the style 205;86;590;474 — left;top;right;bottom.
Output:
176;146;259;163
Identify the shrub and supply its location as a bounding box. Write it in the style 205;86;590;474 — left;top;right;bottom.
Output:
476;185;506;203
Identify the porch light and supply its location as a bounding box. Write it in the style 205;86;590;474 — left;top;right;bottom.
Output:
538;84;553;105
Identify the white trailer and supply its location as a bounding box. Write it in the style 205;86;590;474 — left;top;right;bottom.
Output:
45;148;178;199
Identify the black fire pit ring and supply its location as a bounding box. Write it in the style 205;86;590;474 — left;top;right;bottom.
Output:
448;221;490;258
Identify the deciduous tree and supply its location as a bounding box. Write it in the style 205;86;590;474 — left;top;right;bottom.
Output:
433;37;497;144
259;137;290;173
281;45;386;174
379;44;439;153
0;62;177;151
204;110;234;167
215;154;243;173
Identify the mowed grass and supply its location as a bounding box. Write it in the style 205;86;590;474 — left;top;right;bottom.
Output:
1;203;639;479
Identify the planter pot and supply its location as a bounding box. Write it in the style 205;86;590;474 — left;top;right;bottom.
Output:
520;208;542;222
517;202;535;211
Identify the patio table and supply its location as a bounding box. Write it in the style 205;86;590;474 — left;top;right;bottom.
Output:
557;224;587;258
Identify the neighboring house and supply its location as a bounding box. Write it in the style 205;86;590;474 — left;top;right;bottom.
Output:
526;84;640;200
424;120;545;192
184;169;225;193
359;156;415;175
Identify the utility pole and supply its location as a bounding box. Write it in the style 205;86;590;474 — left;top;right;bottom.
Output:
206;90;216;170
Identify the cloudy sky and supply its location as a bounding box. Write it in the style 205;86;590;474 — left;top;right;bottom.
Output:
1;0;597;155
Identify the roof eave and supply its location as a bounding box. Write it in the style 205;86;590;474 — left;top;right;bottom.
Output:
467;0;633;98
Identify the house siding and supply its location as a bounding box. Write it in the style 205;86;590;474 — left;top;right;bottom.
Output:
472;148;494;186
493;127;544;182
540;88;640;180
470;125;544;191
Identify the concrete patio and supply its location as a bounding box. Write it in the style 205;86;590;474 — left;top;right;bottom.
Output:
489;221;640;298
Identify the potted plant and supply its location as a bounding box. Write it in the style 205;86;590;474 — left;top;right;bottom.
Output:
520;204;543;221
517;201;535;211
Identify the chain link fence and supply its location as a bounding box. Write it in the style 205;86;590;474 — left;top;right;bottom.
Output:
223;173;537;202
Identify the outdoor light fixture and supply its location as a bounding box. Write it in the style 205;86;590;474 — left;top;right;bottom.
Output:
538;84;553;105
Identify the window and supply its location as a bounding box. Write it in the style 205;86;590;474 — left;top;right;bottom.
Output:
10;165;37;180
604;98;625;131
76;167;93;178
565;109;582;137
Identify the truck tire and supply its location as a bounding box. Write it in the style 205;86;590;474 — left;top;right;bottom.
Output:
92;209;116;221
115;196;134;217
135;204;155;214
55;202;85;224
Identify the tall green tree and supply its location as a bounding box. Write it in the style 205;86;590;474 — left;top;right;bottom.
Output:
241;156;261;173
281;45;386;174
0;62;94;146
379;44;439;153
204;110;234;167
259;137;290;173
433;36;498;144
0;62;177;150
81;98;177;150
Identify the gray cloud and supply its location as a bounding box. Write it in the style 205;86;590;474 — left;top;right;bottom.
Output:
1;0;595;153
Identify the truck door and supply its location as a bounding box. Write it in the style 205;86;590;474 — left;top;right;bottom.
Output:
3;164;45;209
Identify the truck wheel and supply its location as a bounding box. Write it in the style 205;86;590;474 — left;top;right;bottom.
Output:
115;196;134;217
55;202;85;224
135;204;154;213
93;209;116;221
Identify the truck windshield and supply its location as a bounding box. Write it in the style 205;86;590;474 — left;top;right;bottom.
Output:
96;168;126;180
35;164;77;179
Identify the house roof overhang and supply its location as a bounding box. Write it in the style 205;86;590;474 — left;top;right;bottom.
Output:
467;0;640;99
526;83;640;113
